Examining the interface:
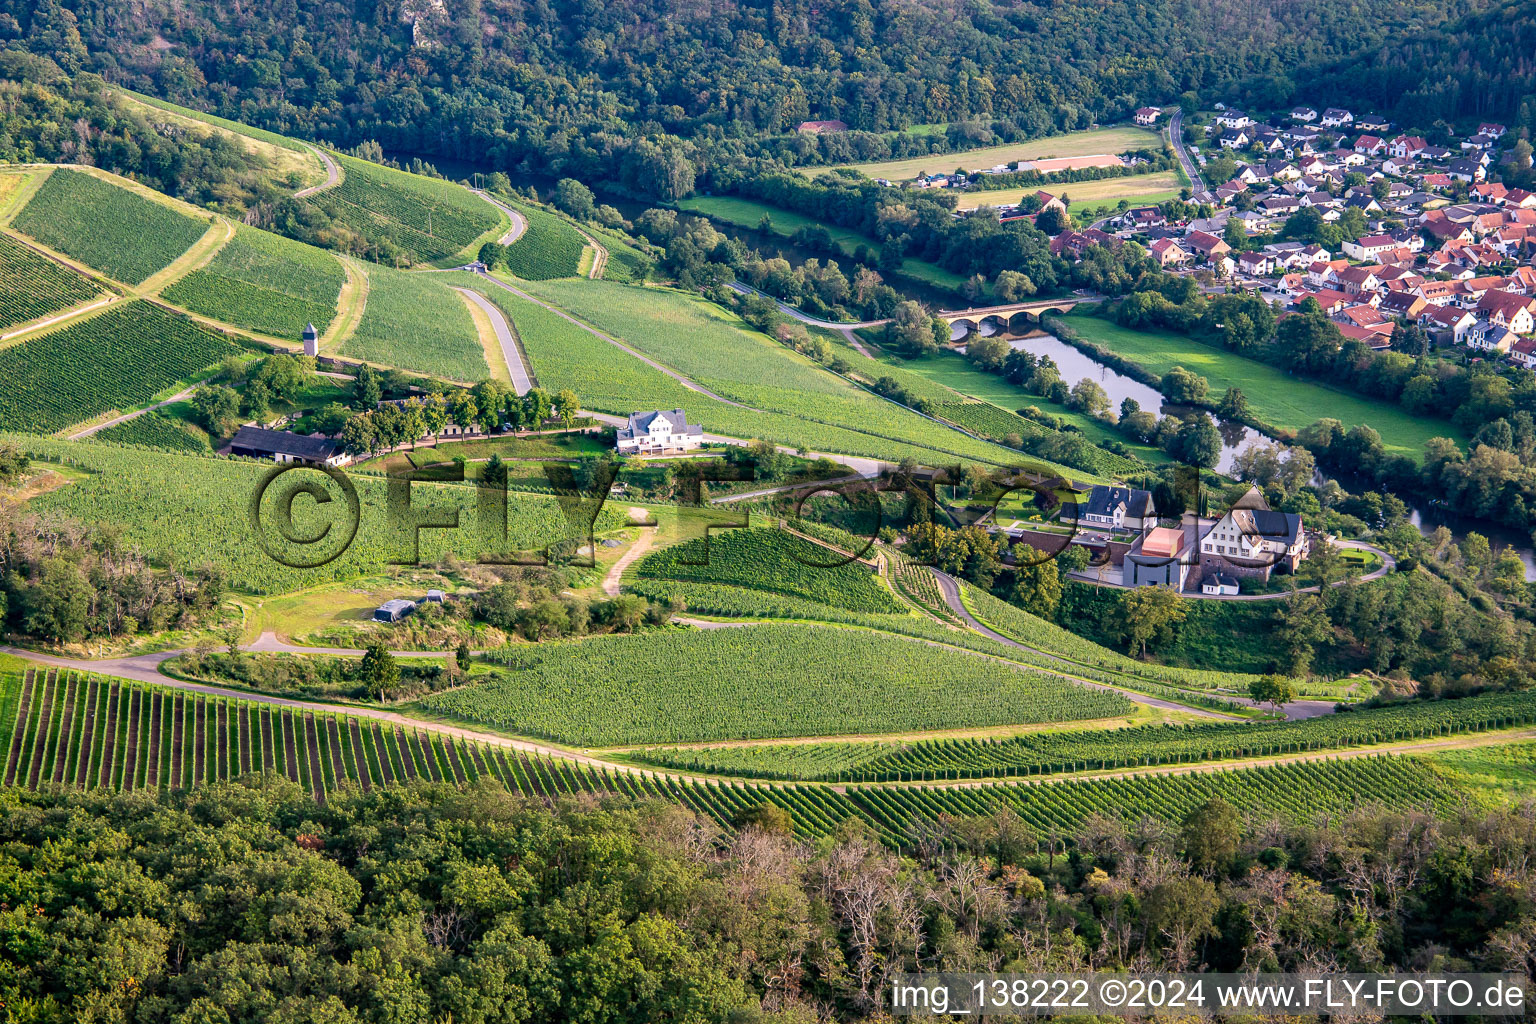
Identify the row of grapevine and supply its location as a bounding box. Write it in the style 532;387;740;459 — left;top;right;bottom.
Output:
629;688;1536;782
13;168;209;286
631;527;903;614
494;196;587;279
0;302;243;432
161;224;345;339
315;156;500;265
0;231;101;332
92;410;213;452
0;671;1461;848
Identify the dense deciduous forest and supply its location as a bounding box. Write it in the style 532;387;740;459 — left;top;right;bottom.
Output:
7;779;1536;1022
0;0;1501;198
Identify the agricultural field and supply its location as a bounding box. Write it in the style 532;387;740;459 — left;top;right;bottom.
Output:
8;435;628;594
1429;740;1536;805
0;302;242;433
92;411;213;452
341;263;487;380
161;225;345;339
514;278;1060;470
0;232;102;333
631;527;903;613
494;196;587;279
469;280;1075;471
629;688;1536;781
312;156;502;266
580;222;654;283
0;668;1445;847
819;126;1162;180
422;624;1133;745
1058;313;1465;454
12;168;209;286
955;170;1184;211
675;196;968;292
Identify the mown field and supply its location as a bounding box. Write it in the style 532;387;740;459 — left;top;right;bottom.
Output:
423;624;1133;745
495;196;587;279
0;668;1450;847
468;279;1082;472
12;169;208;286
820;126;1162;180
632;527;903;613
161;225;345;339
674;195;967;292
9;436;627;594
313;156;502;266
1058;314;1463;454
341;263;486;381
630;688;1536;781
0;232;101;333
955;170;1184;211
514;278;1066;470
0;302;242;432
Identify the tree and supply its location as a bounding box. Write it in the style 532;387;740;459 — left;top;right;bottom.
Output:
1162;365;1209;404
358;644;400;701
1168;414;1222;469
422;394;449;441
455;641;472;675
191;384;242;435
1276;591;1330;676
887;300;940;356
554;389;581;428
1223;215;1248;252
1068;378;1111;418
1143;877;1220;968
1217;387;1250;422
1181;797;1240;875
1119;585;1186;658
553;177;596;220
1010;559;1062;620
1248;674;1295;709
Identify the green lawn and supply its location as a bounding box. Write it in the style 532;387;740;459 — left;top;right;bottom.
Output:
1059;314;1465;456
675;195;967;292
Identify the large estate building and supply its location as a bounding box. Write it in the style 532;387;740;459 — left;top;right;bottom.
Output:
615;409;704;455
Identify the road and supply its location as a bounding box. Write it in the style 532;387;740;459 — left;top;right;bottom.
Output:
1167;109;1205;193
927;568;1338;721
471;189;528;245
454;285;533;394
67;386;196;440
294;145;341;199
471;270;756;408
727;281;891;331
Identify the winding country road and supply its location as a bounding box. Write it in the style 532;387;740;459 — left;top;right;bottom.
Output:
294;145;341;198
926;568;1338;721
471;189;528;245
454;285;534;394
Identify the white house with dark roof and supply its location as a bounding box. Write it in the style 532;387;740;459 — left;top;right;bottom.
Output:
1064;484;1156;532
615;409;704;455
228;425;351;467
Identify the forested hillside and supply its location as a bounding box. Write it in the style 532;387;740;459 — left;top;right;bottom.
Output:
2;0;1491;197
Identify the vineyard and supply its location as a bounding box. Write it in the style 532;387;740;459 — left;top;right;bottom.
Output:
495;197;586;279
627;688;1536;781
426;623;1133;745
311;156;502;265
341;264;487;380
516;278;1056;471
92;411;212;452
12;169;208;285
9;435;626;594
0;232;101;332
631;527;903;613
161;225;345;339
0;303;242;432
0;670;1457;847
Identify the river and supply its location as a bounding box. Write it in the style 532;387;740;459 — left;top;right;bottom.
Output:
957;326;1267;475
960;325;1536;577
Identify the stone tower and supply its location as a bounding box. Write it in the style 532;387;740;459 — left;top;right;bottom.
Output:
302;323;319;357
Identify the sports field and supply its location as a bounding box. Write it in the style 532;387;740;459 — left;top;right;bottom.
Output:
820;126;1161;181
956;170;1185;211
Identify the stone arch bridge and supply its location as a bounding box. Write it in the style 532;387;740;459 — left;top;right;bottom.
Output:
936;298;1082;338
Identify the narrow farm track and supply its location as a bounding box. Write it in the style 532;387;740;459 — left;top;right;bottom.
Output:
67;386;196;439
727;281;891;330
470;189;527;244
455;285;534;394
138;215;234;297
294;145;342;199
603;527;656;596
928;568;1334;721
473;270;755;408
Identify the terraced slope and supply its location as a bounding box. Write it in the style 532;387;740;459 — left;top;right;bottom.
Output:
161;225;346;338
12;168;208;285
